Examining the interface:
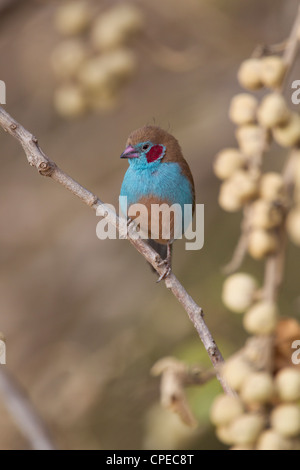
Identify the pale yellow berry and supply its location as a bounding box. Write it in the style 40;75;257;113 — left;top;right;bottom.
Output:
260;172;285;201
286;208;300;246
54;1;90;36
243;301;279;335
222;273;257;313
104;49;137;81
79;49;137;92
230;413;265;445
275;368;300;402
222;356;254;391
243;335;273;365
89;89;119;112
51;40;88;79
143;405;198;450
214;148;245;180
271;404;300;438
257;93;290;129
236;125;266;156
219;170;258;212
216;425;235;446
91;4;143;51
273;113;300;147
240;372;275;405
79;57;112;91
256;429;291;450
54;85;86;118
261;56;286;89
210;394;244;426
251;199;283;229
230;170;258;201
229;94;258;125
218;180;243;212
238;59;263;90
248;229;279;260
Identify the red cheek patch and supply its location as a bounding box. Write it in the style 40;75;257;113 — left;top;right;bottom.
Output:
146;144;165;163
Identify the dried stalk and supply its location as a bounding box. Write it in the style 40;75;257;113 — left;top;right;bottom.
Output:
0;0;22;15
0;368;55;450
151;357;216;427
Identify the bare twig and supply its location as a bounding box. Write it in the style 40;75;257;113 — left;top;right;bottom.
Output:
251;41;289;58
0;0;22;15
252;4;300;72
182;366;216;386
151;357;216;386
223;231;248;275
0;368;55;450
151;357;216;427
281;4;300;86
0;105;232;395
223;205;252;274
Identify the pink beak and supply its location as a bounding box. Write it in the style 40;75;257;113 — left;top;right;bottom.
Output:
120;145;139;159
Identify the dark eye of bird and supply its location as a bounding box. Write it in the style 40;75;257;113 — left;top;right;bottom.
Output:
142;143;150;151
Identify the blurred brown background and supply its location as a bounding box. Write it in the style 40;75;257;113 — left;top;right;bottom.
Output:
0;0;300;450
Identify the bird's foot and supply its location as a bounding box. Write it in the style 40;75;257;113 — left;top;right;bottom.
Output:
156;258;172;282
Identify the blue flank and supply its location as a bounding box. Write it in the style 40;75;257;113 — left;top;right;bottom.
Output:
120;157;193;227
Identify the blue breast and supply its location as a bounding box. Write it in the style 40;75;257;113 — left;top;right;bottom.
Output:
120;162;193;216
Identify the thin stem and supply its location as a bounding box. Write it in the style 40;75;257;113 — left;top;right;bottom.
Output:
263;151;299;303
282;4;300;69
0;368;55;450
223;205;252;275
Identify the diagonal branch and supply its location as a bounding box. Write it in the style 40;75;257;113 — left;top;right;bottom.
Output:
0;105;232;395
0;368;55;450
0;0;22;15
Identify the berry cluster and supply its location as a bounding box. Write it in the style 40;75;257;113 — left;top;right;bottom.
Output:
219;271;300;449
213;49;300;450
214;53;300;258
211;364;300;450
51;1;143;118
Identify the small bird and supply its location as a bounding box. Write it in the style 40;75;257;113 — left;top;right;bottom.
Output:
120;125;195;281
